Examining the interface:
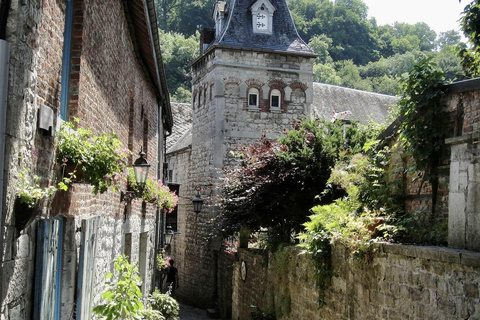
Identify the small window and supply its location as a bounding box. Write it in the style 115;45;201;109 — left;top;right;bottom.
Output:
198;91;202;108
210;85;214;100
248;88;259;108
204;88;207;105
270;89;281;110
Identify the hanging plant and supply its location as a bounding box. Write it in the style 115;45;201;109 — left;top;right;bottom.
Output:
57;118;130;194
17;167;57;208
127;168;178;212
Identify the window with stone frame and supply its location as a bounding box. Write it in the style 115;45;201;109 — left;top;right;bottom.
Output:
204;87;207;105
270;89;281;110
248;88;259;108
210;84;214;100
198;91;202;108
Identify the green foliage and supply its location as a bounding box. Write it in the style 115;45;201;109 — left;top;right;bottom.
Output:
92;255;144;320
158;30;199;102
398;58;447;183
147;290;179;320
57;119;129;194
218;118;380;247
461;0;480;47
458;0;480;77
138;308;166;320
17;168;57;208
127;168;178;211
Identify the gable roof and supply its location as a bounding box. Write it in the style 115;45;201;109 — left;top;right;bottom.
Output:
207;0;314;56
123;0;173;132
166;102;193;154
311;83;398;124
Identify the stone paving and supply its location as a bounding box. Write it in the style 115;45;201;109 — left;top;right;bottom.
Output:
178;303;211;320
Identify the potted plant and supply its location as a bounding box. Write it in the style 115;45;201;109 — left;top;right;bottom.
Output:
15;168;57;231
57;118;130;194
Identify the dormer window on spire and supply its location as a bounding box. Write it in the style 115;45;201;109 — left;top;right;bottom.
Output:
250;0;276;34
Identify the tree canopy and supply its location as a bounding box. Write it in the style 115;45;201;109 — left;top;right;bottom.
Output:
156;0;465;102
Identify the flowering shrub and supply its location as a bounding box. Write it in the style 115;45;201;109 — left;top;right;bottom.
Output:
57;119;129;194
218;118;380;246
127;169;178;212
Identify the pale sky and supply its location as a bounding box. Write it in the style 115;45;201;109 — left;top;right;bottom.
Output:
363;0;467;37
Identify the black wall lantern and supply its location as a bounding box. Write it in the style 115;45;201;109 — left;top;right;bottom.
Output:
192;185;204;213
121;149;151;202
164;225;174;246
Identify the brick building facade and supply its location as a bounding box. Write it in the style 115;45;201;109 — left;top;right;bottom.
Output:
0;0;172;319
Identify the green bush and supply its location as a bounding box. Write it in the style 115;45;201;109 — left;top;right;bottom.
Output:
147;290;179;320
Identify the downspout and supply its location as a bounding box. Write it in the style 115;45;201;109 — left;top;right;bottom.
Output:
153;102;163;290
0;5;11;301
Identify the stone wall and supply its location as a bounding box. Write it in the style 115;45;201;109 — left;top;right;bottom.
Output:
1;0;161;318
445;81;480;251
232;245;480;320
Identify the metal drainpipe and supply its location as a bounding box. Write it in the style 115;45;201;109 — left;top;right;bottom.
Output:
0;39;10;295
153;100;168;290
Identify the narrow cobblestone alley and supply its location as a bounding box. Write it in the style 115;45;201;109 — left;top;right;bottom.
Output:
178;303;212;320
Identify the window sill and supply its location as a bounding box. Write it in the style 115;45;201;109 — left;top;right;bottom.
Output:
270;108;281;113
248;106;260;111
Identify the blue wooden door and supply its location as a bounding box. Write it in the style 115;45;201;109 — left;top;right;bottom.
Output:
33;217;64;320
76;216;99;320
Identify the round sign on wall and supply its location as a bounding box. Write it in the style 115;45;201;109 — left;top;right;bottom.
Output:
241;260;247;282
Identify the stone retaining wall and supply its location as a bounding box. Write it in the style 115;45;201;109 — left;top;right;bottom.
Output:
232;244;480;320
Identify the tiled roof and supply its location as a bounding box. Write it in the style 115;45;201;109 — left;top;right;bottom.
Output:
166;102;192;153
211;0;314;55
311;83;398;124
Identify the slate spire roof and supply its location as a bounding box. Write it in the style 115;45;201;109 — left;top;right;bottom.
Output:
210;0;314;55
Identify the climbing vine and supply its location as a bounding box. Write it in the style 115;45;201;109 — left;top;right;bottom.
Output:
398;58;447;205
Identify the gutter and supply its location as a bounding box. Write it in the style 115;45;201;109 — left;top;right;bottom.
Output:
144;0;173;133
0;39;10;284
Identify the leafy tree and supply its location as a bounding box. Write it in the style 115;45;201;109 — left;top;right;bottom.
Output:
436;30;462;51
156;0;215;35
313;63;341;85
218;118;379;246
435;45;464;81
287;0;333;43
308;34;334;64
158;30;199;102
156;0;185;31
328;0;379;64
391;35;420;54
458;0;480;77
167;0;216;36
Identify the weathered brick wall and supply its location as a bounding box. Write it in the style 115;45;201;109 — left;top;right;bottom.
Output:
233;245;480;320
1;0;161;318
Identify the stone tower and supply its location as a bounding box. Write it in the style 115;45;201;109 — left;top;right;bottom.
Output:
174;0;316;313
